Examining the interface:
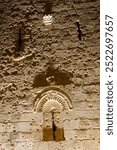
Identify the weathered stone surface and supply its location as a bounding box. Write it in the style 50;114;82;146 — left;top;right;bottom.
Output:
0;0;99;149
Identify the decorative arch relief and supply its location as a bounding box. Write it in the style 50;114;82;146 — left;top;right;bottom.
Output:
34;87;73;112
34;87;73;141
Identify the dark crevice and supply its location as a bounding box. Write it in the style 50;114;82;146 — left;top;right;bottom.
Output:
76;20;82;40
52;112;56;140
18;28;22;48
14;26;25;57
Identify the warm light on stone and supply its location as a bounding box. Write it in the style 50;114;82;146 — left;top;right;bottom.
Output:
43;14;53;25
0;0;99;148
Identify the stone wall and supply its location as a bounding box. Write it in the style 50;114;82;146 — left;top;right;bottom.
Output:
0;0;100;149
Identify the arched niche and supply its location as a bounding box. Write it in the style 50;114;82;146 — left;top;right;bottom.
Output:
34;86;73;112
34;87;73;141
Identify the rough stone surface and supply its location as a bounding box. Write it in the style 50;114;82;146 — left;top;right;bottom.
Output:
0;0;99;149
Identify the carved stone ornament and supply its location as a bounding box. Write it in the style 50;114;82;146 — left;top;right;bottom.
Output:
43;14;53;26
34;87;73;112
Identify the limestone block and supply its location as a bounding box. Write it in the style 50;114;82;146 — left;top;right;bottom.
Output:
64;131;77;141
84;93;99;102
20;132;33;141
17;105;34;113
64;119;79;130
59;141;84;150
1;142;13;150
84;76;100;85
6;123;15;132
10;132;21;142
20;112;43;122
45;141;84;150
48;141;64;150
86;129;100;140
72;140;84;150
83;85;99;94
32;142;40;150
0;133;10;143
76;129;99;140
15;122;31;132
62;109;99;120
93;68;100;76
0;0;99;149
11;114;21;123
83;140;100;150
30;121;42;131
72;93;88;102
74;100;100;110
73;109;100;119
79;118;99;129
32;142;49;150
0;123;6;133
14;141;32;150
71;78;83;86
32;131;43;141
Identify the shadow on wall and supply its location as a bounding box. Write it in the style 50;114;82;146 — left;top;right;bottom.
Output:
32;66;73;87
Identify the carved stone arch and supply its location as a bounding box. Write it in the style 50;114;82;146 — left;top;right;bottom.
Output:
34;87;73;141
43;100;63;113
34;86;73;112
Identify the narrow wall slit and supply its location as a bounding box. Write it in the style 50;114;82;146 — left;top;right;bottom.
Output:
18;28;22;48
15;27;25;57
76;20;82;40
52;112;56;140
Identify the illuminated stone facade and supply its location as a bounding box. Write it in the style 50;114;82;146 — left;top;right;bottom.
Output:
0;0;99;149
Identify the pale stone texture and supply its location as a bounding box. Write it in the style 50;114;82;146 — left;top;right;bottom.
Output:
0;0;99;149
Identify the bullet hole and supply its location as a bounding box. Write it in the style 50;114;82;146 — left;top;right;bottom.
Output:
76;20;82;40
